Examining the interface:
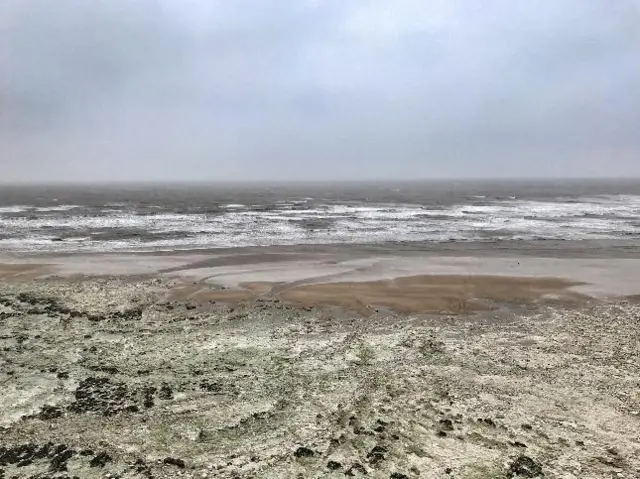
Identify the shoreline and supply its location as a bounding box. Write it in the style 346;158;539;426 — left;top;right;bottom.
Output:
1;245;639;477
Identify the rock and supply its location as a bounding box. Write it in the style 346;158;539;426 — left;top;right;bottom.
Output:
199;380;222;393
142;387;156;408
50;447;75;472
508;455;544;478
345;462;368;476
68;376;137;416
89;452;112;468
367;445;387;466
327;460;342;470
439;419;454;431
390;473;409;479
37;405;63;420
159;383;174;400
164;457;186;468
293;447;314;458
478;418;496;427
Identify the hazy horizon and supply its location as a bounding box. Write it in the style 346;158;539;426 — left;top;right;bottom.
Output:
2;1;639;182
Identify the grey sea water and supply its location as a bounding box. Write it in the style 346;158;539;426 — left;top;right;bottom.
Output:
1;179;639;253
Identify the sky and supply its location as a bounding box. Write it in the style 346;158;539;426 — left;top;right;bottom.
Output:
1;0;639;182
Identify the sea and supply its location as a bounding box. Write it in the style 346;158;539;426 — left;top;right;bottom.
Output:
0;179;639;254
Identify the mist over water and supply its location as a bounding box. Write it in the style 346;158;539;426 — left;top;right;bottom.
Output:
1;180;639;253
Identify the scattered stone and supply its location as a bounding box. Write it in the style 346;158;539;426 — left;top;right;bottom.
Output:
478;418;497;427
294;447;314;458
164;457;186;468
50;446;75;472
200;379;222;393
89;451;112;468
36;404;63;420
68;376;135;416
132;458;154;478
367;445;387;466
143;386;156;408
508;455;544;478
345;462;368;476
439;419;454;431
159;383;174;400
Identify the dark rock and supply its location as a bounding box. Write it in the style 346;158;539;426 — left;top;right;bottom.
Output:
508;455;544;478
199;379;222;393
163;457;186;468
367;445;387;466
159;383;173;400
437;431;448;437
345;462;368;476
79;449;94;456
521;424;533;430
439;419;454;431
575;440;585;447
92;365;120;375
445;468;452;474
68;376;136;416
57;371;70;379
478;418;496;427
390;473;409;479
143;387;156;408
327;460;342;470
133;458;154;478
50;448;75;472
89;452;112;468
294;447;314;458
37;404;63;420
510;441;527;448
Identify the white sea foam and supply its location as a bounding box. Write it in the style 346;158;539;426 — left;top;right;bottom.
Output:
0;195;639;252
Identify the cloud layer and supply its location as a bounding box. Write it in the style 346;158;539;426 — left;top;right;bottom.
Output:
2;0;639;181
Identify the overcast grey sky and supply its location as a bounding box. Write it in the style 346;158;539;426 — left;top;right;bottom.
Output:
1;0;639;182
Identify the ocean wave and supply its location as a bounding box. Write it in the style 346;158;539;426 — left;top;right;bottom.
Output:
0;195;639;252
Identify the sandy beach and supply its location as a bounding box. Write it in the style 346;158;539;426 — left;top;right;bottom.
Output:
1;245;639;478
